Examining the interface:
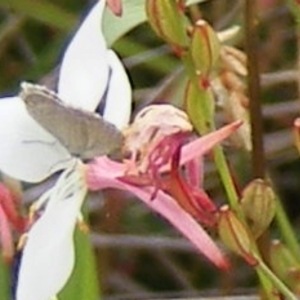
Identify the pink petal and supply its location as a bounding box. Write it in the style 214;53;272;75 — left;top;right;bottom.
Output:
0;206;14;261
166;151;216;226
0;183;25;232
87;157;229;269
185;157;203;187
181;121;242;165
86;122;241;268
106;0;123;16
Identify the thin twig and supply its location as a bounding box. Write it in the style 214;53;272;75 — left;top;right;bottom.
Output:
244;0;265;178
91;233;199;252
261;70;298;87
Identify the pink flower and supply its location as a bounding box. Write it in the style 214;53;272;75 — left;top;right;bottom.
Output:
0;183;27;262
87;110;242;269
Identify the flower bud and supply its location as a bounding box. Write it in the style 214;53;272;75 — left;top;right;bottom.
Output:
218;205;258;265
240;179;276;238
270;240;300;294
184;80;214;134
189;20;220;78
146;0;189;52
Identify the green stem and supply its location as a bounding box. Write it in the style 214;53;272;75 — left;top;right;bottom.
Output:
257;259;298;300
275;195;300;261
182;54;241;212
213;145;241;214
256;268;279;300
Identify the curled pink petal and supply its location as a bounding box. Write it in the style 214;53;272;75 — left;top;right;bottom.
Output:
185;157;203;187
86;122;242;269
87;157;229;269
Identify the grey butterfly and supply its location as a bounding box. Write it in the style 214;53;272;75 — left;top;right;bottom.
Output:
20;82;124;160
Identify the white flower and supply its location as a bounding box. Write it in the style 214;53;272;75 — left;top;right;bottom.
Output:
0;0;131;183
0;1;131;300
17;164;87;300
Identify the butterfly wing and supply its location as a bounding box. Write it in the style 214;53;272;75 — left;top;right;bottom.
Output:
20;83;124;160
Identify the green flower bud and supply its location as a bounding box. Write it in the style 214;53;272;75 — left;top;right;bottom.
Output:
189;20;220;78
218;205;258;265
146;0;189;52
240;179;276;239
184;80;214;134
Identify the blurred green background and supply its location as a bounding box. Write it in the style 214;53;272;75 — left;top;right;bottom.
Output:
1;0;300;299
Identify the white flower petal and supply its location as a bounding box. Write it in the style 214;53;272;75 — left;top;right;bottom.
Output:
58;0;109;111
0;97;74;182
16;166;87;300
103;50;132;129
